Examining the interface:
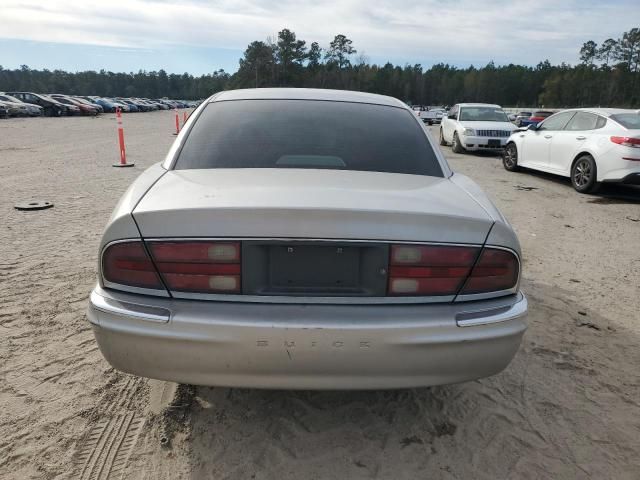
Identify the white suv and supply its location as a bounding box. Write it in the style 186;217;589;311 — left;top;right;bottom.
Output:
440;103;516;153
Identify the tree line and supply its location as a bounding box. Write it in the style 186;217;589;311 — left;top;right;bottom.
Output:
1;27;638;107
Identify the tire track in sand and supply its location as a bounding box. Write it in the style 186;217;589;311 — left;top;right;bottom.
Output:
74;377;146;480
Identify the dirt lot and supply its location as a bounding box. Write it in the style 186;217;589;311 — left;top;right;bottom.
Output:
1;113;639;480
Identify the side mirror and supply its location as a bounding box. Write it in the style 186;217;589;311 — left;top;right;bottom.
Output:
448;113;456;119
527;123;539;131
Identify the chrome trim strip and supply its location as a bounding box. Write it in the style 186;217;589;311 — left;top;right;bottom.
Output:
142;237;483;247
168;291;457;305
456;293;527;327
90;290;171;323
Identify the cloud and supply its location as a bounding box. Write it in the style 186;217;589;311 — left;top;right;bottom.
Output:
1;0;638;67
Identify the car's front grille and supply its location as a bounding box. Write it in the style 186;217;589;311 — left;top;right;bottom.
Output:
476;130;511;137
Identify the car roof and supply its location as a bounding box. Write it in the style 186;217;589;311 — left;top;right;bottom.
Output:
559;107;640;117
210;88;405;108
456;103;502;108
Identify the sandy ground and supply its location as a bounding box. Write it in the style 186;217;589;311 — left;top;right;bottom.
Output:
1;113;639;480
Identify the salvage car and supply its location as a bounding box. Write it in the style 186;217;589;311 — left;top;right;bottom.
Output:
0;99;30;117
440;103;516;153
0;93;43;116
513;111;532;127
88;88;528;390
50;94;100;116
503;108;640;193
518;110;555;128
6;92;68;117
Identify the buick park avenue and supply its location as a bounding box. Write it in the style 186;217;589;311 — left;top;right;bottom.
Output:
88;88;527;389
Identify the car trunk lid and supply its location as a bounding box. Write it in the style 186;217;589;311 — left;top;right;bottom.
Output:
132;169;493;244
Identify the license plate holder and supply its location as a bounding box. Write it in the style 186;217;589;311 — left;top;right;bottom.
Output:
269;245;360;290
488;139;501;147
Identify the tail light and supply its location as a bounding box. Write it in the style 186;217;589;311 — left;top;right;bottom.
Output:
102;240;241;294
610;136;640;148
459;248;519;295
102;241;165;290
388;244;519;297
388;245;479;296
147;241;240;293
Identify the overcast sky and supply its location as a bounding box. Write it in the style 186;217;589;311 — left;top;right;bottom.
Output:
1;0;638;74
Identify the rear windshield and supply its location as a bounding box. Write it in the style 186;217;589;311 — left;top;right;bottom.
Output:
174;100;443;177
610;113;640;129
459;107;509;122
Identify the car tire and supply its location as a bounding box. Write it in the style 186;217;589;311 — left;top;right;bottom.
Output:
452;132;464;154
571;154;600;194
54;108;63;117
439;128;447;146
503;143;520;172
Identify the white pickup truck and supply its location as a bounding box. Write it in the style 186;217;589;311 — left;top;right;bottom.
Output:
412;105;446;125
439;103;516;153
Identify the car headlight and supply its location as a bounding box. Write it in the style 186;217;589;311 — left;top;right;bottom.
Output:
463;128;476;136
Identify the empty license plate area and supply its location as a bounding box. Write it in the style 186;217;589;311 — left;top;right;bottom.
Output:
242;241;389;296
488;139;501;147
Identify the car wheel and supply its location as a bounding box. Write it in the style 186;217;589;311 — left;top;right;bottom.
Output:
452;132;465;153
439;128;447;146
503;143;520;172
55;108;63;117
571;155;600;194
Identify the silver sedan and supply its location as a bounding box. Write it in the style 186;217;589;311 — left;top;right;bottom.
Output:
88;88;527;389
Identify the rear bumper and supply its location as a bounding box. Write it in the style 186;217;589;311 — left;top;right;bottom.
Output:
87;286;527;390
602;172;640;185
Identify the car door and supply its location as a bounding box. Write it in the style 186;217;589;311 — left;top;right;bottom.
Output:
442;105;458;141
520;111;576;170
548;112;606;175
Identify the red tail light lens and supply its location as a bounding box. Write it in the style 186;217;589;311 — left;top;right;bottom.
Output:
102;241;164;290
611;136;640;148
460;248;519;295
388;245;480;296
147;241;241;294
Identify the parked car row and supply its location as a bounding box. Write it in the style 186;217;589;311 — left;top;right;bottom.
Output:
436;102;640;194
412;105;447;125
509;110;556;127
0;91;199;118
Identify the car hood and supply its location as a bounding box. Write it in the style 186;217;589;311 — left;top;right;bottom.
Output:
132;169;494;244
459;121;515;131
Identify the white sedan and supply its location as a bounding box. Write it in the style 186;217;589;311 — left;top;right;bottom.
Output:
87;88;527;390
440;103;516;153
503;108;640;193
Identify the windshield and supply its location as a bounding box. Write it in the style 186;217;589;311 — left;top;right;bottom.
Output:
175;100;443;177
459;107;509;122
0;94;22;103
610;113;640;129
40;94;60;103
